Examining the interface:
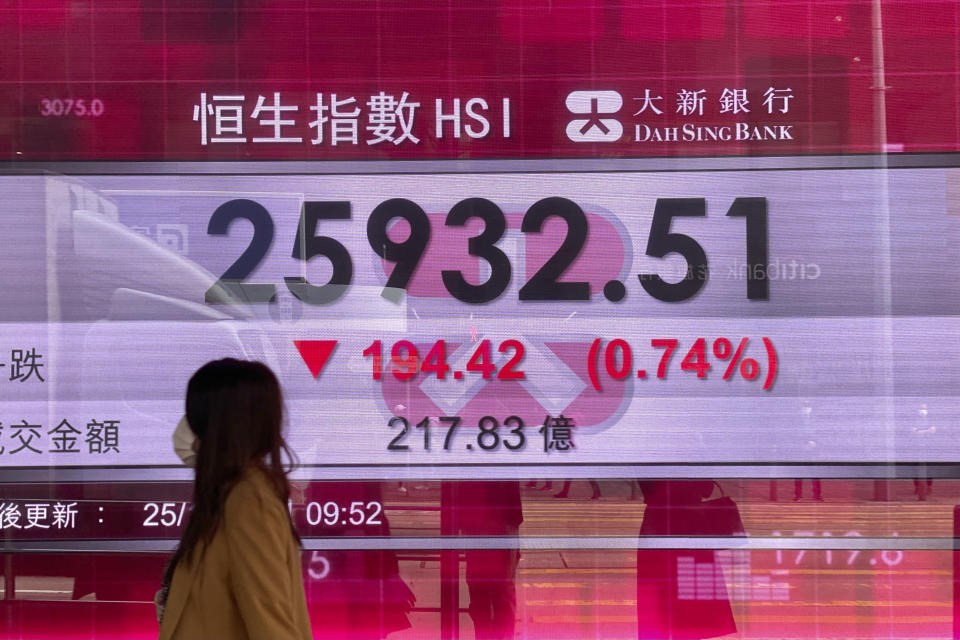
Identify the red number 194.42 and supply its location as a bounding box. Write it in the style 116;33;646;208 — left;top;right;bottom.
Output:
362;339;525;382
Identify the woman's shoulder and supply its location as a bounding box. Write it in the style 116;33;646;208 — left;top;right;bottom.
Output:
225;465;285;515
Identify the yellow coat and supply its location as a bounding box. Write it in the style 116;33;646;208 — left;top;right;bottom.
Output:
158;467;312;640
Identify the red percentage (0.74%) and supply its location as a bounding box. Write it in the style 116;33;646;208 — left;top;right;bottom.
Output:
587;337;778;391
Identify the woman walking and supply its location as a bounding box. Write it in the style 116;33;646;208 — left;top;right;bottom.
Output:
157;358;312;640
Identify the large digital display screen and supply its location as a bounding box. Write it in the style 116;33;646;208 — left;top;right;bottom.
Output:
1;164;959;477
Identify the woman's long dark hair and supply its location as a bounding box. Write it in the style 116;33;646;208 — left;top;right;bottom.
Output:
164;358;298;586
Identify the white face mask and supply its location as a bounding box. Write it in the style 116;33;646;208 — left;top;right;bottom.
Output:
172;415;198;468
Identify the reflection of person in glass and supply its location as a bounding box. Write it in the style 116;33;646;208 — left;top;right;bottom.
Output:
552;479;602;500
302;481;415;640
454;481;523;640
636;481;736;640
158;359;311;639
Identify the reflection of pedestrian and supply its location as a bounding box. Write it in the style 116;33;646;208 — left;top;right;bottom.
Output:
637;481;737;640
454;481;523;640
553;479;601;500
303;481;414;640
793;479;823;502
525;480;554;491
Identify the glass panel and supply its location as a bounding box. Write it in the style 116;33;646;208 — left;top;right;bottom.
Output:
2;1;960;638
2;479;958;637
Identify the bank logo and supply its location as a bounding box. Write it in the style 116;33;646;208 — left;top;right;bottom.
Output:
565;91;623;142
380;338;630;431
418;336;587;416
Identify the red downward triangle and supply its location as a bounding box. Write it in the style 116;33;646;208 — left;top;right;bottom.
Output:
293;340;338;378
